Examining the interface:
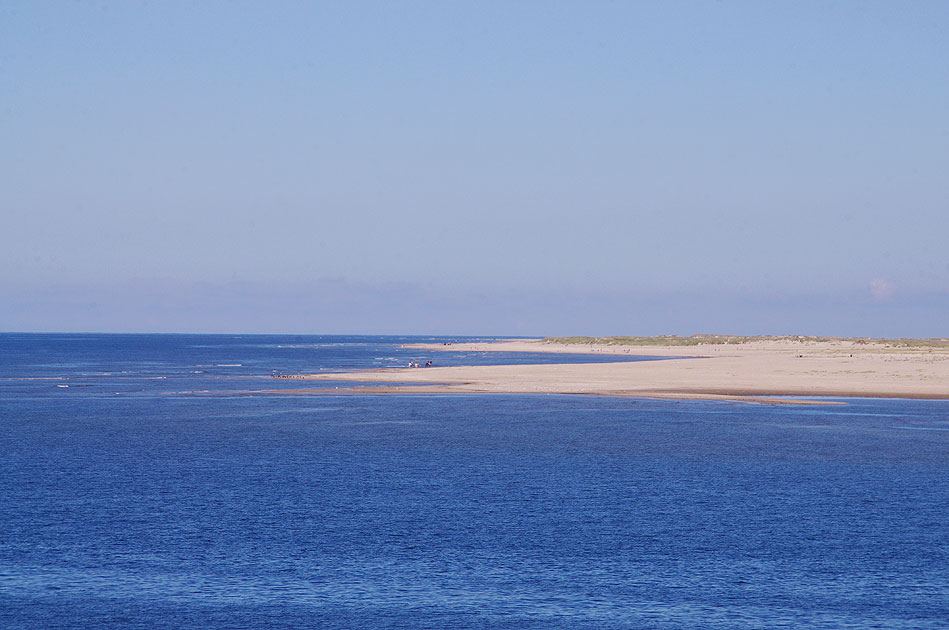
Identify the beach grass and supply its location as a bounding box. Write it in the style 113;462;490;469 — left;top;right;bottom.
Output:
543;335;949;348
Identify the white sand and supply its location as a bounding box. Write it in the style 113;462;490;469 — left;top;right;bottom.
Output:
294;339;949;404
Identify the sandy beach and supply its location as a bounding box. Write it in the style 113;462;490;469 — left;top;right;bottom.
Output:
294;338;949;404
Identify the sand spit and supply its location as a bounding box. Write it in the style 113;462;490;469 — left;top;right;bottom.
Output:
292;339;949;404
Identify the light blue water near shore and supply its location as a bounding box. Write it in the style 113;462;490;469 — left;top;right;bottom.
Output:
1;334;947;629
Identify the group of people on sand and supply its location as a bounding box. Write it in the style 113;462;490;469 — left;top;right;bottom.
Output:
408;361;432;368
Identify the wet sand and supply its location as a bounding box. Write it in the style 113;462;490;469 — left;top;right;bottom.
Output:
292;339;949;404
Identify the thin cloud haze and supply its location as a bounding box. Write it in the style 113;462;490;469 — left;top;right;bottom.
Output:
1;2;947;334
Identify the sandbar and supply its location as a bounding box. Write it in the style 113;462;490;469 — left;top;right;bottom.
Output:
291;338;949;404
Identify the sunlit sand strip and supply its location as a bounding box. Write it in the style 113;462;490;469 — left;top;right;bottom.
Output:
289;339;949;404
256;385;841;405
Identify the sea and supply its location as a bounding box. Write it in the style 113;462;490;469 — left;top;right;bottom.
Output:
1;333;947;629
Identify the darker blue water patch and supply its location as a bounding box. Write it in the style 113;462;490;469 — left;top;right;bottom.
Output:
0;335;947;629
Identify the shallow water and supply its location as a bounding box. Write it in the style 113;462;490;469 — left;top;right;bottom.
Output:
1;335;947;628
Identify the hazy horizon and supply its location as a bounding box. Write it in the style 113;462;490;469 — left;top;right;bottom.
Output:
3;2;947;335
4;277;947;338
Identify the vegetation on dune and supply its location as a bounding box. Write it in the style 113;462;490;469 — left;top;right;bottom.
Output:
542;335;949;348
871;337;949;348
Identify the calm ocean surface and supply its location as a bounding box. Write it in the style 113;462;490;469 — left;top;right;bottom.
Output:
1;334;947;629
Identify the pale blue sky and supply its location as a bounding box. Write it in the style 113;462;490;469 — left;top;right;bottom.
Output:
2;2;947;334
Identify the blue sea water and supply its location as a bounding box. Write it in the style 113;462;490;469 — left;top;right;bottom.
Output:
1;334;947;629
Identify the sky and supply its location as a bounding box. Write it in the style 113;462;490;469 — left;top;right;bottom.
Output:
2;1;948;335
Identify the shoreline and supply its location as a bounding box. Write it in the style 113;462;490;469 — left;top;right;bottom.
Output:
288;339;949;405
